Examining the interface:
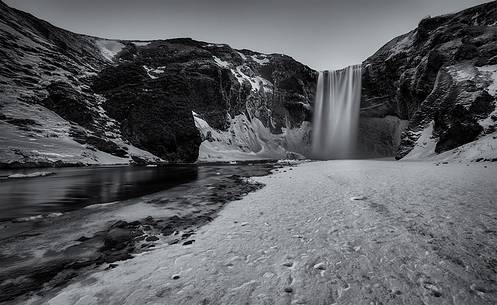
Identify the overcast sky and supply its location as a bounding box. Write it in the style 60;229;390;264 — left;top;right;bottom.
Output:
5;0;491;70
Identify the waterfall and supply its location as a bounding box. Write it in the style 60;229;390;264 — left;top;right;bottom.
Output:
311;65;362;160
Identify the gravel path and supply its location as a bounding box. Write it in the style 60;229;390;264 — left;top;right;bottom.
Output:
29;160;497;305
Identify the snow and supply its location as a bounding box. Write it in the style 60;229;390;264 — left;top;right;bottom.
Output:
8;171;55;179
431;131;497;162
401;64;497;162
402;121;438;160
478;107;497;131
0;13;162;167
14;212;63;222
143;65;166;79
446;64;477;82
236;51;247;60
232;66;273;92
477;64;497;96
192;112;310;162
212;56;230;68
31;160;497;305
0;101;161;166
131;41;151;47
204;43;227;48
251;55;270;65
95;40;125;62
212;56;273;93
402;121;497;162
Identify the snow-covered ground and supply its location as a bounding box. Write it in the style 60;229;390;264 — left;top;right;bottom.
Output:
402;62;497;163
7;171;54;179
29;160;497;305
403;122;497;162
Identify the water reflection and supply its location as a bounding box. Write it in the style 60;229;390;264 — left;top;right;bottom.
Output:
0;166;198;221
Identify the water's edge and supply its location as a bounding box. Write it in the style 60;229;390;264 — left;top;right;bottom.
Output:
0;162;294;303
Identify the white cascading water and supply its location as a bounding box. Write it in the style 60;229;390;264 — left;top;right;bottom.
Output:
311;65;362;160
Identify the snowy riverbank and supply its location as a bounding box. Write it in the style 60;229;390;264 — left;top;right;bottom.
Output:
23;160;497;305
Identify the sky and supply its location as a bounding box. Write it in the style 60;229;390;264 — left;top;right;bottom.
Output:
5;0;491;70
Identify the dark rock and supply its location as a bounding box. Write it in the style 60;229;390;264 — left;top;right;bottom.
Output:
469;91;495;117
182;240;195;246
76;236;90;242
3;117;40;127
111;220;129;228
1;0;316;166
93;68;202;162
145;236;159;242
454;43;479;61
41;82;97;129
103;227;142;250
362;1;497;159
434;105;483;153
143;216;155;224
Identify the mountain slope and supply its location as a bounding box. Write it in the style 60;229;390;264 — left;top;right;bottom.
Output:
361;1;497;161
0;1;316;167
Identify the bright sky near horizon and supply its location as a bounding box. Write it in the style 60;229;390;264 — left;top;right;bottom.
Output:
5;0;492;70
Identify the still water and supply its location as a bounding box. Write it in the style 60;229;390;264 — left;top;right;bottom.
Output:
0;164;272;221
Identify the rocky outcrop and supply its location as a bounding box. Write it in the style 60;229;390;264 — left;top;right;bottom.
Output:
3;0;495;165
92;39;316;162
0;1;316;166
361;1;497;161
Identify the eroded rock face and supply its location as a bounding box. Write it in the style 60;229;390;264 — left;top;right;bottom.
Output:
0;0;316;165
362;2;497;160
92;39;317;162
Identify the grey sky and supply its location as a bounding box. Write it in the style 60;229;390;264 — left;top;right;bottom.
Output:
5;0;491;70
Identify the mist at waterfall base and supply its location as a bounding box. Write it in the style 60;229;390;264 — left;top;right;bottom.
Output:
311;65;362;160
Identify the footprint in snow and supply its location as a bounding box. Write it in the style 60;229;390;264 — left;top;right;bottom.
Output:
350;196;367;201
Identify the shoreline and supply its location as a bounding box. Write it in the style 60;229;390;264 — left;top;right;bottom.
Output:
19;160;497;305
0;162;291;303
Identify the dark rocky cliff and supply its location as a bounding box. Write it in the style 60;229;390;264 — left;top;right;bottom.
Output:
361;1;497;160
2;0;496;166
0;1;316;167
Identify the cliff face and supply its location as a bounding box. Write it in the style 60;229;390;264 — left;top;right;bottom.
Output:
2;0;496;166
361;1;497;161
94;39;316;162
0;1;316;167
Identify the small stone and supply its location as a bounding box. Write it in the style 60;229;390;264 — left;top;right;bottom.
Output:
423;282;442;297
470;283;487;294
284;287;293;293
171;274;180;280
283;262;293;267
182;240;195;246
145;235;159;242
313;262;326;270
76;236;90;242
240;222;249;226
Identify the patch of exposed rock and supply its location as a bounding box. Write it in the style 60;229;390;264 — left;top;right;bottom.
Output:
361;2;497;160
